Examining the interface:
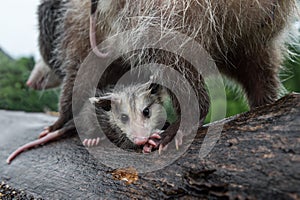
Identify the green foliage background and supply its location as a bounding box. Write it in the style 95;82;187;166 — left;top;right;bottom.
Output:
203;40;300;123
0;38;299;118
0;50;59;112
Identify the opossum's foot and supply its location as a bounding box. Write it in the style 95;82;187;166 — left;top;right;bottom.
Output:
83;137;101;147
144;138;170;155
142;131;172;154
133;137;149;146
39;129;50;138
142;132;162;153
142;144;153;154
144;122;180;154
174;130;184;150
48;117;66;132
158;144;169;155
159;130;185;153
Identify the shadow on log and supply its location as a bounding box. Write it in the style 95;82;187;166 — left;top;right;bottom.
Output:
0;93;299;199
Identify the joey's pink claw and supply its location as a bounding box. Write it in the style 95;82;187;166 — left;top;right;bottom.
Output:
83;139;92;147
91;138;100;146
158;144;168;155
134;137;148;146
83;137;100;147
175;131;184;150
150;133;161;140
148;139;158;147
83;139;88;147
88;139;92;147
143;144;152;154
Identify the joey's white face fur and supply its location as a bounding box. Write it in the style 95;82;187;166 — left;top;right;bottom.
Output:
110;83;168;144
98;83;169;145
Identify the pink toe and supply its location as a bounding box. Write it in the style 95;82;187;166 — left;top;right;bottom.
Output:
83;139;88;146
143;144;153;154
150;133;161;139
134;137;148;145
39;130;49;138
96;137;100;145
87;139;92;147
148;140;157;147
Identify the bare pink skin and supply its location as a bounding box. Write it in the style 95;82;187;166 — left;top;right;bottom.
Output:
6;129;63;164
83;137;101;147
142;132;162;153
133;137;149;146
89;14;109;58
26;59;62;90
142;130;184;154
26;72;46;90
39;128;50;138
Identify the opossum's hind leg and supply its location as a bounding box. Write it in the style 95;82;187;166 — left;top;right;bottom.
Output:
40;119;74;138
7;120;75;164
48;71;76;132
145;64;209;154
226;47;281;108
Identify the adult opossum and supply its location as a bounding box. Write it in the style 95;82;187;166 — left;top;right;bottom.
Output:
90;0;298;147
7;0;298;163
27;0;66;90
26;59;62;90
7;0;127;163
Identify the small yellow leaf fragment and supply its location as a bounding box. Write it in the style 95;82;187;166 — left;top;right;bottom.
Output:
111;167;139;185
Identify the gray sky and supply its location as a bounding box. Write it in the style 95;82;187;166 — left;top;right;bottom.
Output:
0;0;40;59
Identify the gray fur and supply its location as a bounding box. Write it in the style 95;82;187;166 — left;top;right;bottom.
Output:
39;0;299;149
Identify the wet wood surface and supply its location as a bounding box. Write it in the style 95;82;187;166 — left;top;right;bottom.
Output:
0;93;299;199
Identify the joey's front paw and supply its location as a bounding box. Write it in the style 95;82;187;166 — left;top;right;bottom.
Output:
142;131;162;153
83;137;101;147
144;122;182;154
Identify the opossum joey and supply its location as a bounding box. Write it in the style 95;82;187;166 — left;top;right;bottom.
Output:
90;82;179;154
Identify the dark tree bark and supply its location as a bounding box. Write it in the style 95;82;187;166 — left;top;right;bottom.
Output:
0;93;299;199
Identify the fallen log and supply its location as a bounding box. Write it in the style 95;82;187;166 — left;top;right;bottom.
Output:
0;93;299;199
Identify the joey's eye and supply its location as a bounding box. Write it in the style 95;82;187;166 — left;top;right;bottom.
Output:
121;114;129;123
142;107;151;118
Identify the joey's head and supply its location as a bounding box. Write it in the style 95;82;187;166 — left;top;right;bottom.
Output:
90;82;171;146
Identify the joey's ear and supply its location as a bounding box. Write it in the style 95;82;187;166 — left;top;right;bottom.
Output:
89;97;102;105
149;83;161;95
89;96;112;111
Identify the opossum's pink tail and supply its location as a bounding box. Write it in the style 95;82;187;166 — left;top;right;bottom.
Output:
89;14;109;58
6;130;62;164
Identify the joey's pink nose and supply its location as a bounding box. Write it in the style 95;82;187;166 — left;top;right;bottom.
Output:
134;137;148;146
